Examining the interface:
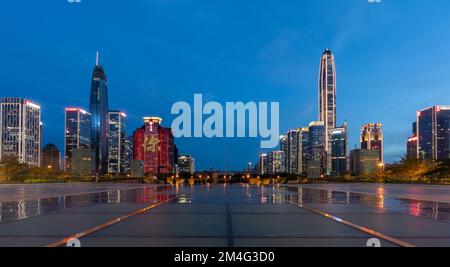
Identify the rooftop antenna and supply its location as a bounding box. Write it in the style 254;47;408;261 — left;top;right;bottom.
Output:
96;51;99;66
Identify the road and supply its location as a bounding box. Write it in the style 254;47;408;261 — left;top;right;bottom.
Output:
0;183;448;247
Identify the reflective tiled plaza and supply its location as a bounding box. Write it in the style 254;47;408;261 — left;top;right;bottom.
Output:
0;184;449;247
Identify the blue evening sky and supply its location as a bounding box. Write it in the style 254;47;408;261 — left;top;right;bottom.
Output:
1;0;450;171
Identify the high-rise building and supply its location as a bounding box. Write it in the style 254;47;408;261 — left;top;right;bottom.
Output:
298;127;310;176
331;123;348;176
361;123;383;163
417;106;450;160
258;153;269;175
64;108;91;172
42;144;61;171
286;130;299;174
279;135;288;171
308;121;326;178
133;117;175;175
268;151;285;174
0;98;41;166
318;48;337;174
89;52;109;175
108;111;126;174
178;155;195;175
123;136;133;174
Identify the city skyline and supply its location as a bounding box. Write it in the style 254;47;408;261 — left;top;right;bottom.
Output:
1;1;450;170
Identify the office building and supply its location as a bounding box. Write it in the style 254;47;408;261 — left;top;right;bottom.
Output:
108;111;126;174
298;127;310;176
64;108;91;172
417;106;450;160
42;144;61;171
0;98;41;166
268;151;285;174
71;148;93;175
361;123;383;163
178;155;195;175
350;149;382;176
258;153;269;175
318;48;337;174
331;123;348;176
308;121;326;178
133;117;175;175
89;52;109;174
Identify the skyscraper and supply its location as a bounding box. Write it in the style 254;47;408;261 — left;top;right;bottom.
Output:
89;52;109;175
0;98;41;166
123;136;133;174
361;123;383;163
279;135;288;171
268;151;285;174
308;121;326;179
318;48;337;174
64;108;91;172
258;153;268;175
108;111;126;174
298;127;310;176
417;106;450;160
133;117;175;175
286;130;299;174
331;123;348;176
42;144;61;171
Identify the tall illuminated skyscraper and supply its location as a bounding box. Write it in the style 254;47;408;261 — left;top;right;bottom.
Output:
0;98;41;167
318;48;337;174
89;52;109;174
108;111;126;174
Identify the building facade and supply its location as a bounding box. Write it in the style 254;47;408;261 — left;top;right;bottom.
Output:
286;130;300;174
308;121;326;178
258;153;268;175
318;49;337;174
108;111;126;174
42;144;61;171
297;127;310;176
133;117;175;175
331;123;348;176
123;136;133;174
178;155;195;175
350;149;381;176
64;108;91;172
361;123;383;163
89;52;109;175
417;106;450;160
268;151;285;174
0;98;41;166
71;148;93;176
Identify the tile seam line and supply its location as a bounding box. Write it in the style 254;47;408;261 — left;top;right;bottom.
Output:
288;201;416;248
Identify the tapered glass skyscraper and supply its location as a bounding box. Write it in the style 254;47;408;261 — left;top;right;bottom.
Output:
318;48;337;174
89;52;109;174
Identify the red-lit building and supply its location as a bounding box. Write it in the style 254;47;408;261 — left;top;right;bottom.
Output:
133;117;174;175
